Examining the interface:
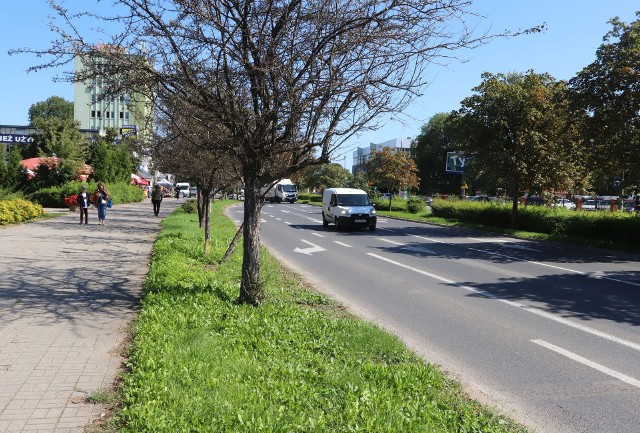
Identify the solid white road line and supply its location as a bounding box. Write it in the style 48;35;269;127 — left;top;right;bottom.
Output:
334;241;352;248
532;339;640;389
311;232;325;237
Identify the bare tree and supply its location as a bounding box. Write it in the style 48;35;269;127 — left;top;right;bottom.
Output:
153;100;240;254
14;0;539;305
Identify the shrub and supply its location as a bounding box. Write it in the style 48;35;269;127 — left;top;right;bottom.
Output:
29;181;144;207
372;196;406;211
181;199;198;213
298;192;322;203
406;197;425;214
0;199;44;225
431;198;640;246
63;194;79;208
29;181;92;208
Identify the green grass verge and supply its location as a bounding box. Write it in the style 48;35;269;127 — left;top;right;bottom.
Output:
114;201;529;433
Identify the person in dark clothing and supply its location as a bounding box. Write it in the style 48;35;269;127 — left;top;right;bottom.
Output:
76;185;91;225
151;185;164;216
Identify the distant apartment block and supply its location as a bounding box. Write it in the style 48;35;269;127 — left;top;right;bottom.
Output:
73;46;152;139
351;138;412;175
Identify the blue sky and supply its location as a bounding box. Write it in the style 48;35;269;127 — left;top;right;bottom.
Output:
1;1;638;168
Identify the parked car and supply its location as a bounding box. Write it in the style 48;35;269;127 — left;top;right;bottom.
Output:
580;198;613;211
553;198;576;210
380;193;391;200
424;196;433;205
525;196;546;206
189;186;198;198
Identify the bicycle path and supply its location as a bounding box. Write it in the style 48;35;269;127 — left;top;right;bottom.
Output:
0;198;181;432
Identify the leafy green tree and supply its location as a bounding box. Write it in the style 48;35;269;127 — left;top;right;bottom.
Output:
570;13;640;194
453;71;586;227
0;146;8;186
0;147;27;189
91;138;135;183
366;147;420;208
28;96;74;124
346;171;370;191
294;163;351;192
26;117;87;161
414;113;461;195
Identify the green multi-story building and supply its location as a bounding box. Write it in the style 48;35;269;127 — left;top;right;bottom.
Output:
73;47;151;139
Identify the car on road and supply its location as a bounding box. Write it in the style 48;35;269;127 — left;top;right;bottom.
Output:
189;186;197;198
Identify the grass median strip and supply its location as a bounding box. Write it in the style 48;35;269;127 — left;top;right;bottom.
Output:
114;201;529;433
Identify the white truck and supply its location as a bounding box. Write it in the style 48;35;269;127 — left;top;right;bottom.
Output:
262;179;298;203
175;182;191;198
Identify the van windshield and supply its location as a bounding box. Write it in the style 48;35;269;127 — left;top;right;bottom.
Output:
338;194;370;206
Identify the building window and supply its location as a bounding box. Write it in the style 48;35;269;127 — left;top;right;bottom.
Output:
125;112;129;120
91;110;96;118
119;111;124;119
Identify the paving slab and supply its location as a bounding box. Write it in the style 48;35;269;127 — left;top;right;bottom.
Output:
0;198;181;432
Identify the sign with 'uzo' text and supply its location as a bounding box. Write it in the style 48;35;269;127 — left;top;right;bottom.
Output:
0;134;35;144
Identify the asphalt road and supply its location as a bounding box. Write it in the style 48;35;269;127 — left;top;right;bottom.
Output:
227;202;640;433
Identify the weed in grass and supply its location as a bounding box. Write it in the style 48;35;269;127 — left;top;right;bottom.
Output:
87;388;120;405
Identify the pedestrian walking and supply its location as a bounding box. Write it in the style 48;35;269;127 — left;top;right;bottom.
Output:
151;184;163;216
76;185;91;224
94;182;111;225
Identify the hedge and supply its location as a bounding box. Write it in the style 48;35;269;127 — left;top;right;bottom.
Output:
0;199;44;225
29;181;145;208
431;199;640;245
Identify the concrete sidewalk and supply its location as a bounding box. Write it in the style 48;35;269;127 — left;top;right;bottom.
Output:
0;198;181;432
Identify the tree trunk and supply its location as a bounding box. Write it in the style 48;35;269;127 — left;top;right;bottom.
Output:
221;223;244;263
239;178;264;305
203;189;211;255
510;194;519;229
197;190;204;228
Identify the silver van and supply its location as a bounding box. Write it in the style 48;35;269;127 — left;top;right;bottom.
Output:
322;188;376;231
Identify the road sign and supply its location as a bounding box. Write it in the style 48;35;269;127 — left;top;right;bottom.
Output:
446;151;466;173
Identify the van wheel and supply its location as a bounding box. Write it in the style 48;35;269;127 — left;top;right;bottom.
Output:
335;217;342;231
276;197;282;203
369;225;376;232
322;212;329;227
